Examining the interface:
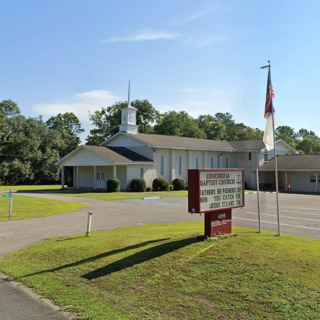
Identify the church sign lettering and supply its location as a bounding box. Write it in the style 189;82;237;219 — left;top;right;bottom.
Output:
188;169;245;214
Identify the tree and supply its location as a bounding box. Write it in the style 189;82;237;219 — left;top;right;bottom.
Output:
275;126;298;146
296;136;320;154
197;115;226;140
233;124;263;140
86;99;159;145
297;129;317;140
154;111;206;138
46;112;84;156
214;112;238;140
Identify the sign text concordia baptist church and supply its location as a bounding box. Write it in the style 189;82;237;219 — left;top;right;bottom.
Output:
188;169;245;214
199;171;244;211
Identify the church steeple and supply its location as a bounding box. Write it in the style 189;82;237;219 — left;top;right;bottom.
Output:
119;81;139;134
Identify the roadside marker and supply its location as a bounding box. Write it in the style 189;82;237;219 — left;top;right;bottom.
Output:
86;211;93;236
2;188;13;217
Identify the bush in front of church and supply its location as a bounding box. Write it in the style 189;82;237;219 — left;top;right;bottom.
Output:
130;178;147;192
152;178;170;191
107;179;120;192
172;178;186;191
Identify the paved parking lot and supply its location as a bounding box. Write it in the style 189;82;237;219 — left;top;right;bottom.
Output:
125;192;320;239
233;192;320;239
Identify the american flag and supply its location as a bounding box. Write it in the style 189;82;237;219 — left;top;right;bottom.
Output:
264;68;275;118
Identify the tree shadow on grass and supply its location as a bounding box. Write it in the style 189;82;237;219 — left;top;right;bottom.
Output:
82;237;200;280
18;238;170;279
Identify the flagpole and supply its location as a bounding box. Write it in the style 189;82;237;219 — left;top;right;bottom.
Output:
271;92;281;236
261;60;281;236
256;165;261;233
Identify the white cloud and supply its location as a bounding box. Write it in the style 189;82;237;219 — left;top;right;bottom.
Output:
179;88;199;93
33;90;119;123
102;29;180;43
168;11;208;27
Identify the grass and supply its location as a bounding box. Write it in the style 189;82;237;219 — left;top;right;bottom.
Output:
0;223;319;319
53;190;188;200
0;185;188;200
0;185;65;192
0;195;84;222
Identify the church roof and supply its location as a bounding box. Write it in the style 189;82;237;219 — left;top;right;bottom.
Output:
229;140;266;151
125;133;265;151
106;146;152;161
78;145;152;163
260;155;320;171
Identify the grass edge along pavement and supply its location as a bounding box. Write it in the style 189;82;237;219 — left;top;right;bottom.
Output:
0;195;85;222
0;185;188;201
0;222;319;320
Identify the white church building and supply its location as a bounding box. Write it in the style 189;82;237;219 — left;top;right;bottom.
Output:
57;96;305;192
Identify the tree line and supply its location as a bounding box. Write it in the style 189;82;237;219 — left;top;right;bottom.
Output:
1;99;319;185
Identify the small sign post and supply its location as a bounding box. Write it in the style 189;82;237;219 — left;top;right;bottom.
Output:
2;188;13;217
188;169;245;237
86;211;93;236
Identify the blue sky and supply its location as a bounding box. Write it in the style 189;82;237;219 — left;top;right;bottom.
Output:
1;0;320;142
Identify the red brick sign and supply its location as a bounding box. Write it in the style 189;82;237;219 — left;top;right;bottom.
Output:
188;169;245;214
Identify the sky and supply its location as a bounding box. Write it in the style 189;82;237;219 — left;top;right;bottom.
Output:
1;0;320;143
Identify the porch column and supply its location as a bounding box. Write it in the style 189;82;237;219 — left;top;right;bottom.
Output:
113;165;117;179
285;172;288;191
76;166;79;189
93;166;97;190
61;166;65;189
316;172;318;193
203;151;207;169
73;167;76;187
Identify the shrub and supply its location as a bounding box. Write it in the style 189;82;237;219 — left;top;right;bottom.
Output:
172;178;186;191
146;186;152;192
170;184;173;191
185;184;188;190
107;179;120;192
130;178;147;192
152;178;170;191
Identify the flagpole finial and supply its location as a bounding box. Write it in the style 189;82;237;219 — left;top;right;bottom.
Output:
260;60;271;69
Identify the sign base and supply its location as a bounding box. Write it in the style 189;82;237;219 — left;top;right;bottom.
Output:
204;209;232;237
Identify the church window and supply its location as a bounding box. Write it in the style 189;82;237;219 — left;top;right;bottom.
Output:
264;151;268;162
179;156;182;175
211;157;214;169
248;152;252;161
160;156;164;175
196;157;199;169
226;158;229;168
140;168;144;178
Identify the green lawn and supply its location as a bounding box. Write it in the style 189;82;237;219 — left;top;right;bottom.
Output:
0;185;188;200
0;185;65;192
0;223;319;319
53;190;188;200
0;195;84;222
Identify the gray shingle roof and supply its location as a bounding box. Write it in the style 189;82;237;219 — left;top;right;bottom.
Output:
260;155;320;171
229;140;266;151
126;133;265;151
106;146;152;162
83;146;153;163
